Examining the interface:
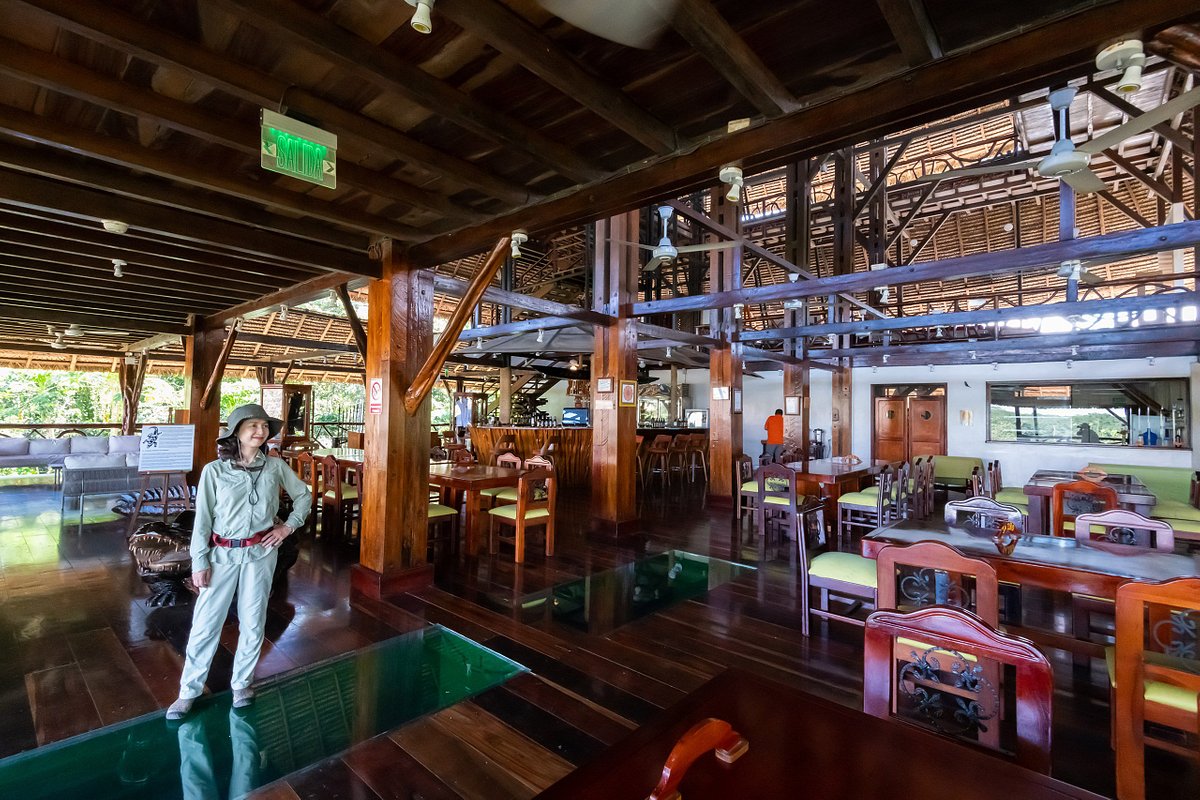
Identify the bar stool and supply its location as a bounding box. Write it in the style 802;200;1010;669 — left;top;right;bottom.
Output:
634;435;646;486
666;434;690;483
685;433;708;482
644;434;673;489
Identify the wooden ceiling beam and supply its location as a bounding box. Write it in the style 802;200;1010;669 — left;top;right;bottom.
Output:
433;274;612;325
669;0;799;117
0;304;188;334
0;270;221;314
204;271;364;329
633;321;721;347
412;0;1191;265
236;333;358;353
0;38;484;224
435;0;676;154
636;219;1200;314
0;105;425;241
0;168;373;273
875;0;944;66
210;0;602;183
0;210;320;283
740;290;1199;341
0;288;190;324
846;339;1197;367
0;255;257;304
458;316;580;341
125;332;183;353
1102;148;1177;204
13;0;531;207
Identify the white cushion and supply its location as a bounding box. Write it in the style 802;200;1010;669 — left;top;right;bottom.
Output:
125;453;140;467
28;438;70;456
108;435;141;454
0;438;29;456
63;453;128;469
68;436;109;455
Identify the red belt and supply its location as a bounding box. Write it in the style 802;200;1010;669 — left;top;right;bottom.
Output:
210;528;272;548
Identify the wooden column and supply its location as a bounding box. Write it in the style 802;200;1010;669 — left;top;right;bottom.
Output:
830;149;856;457
783;309;810;464
784;160;812;464
183;327;225;485
591;212;639;531
117;354;147;436
353;240;435;599
708;189;743;501
499;366;513;424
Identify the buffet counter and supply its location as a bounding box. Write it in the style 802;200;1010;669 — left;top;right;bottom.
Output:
470;425;592;487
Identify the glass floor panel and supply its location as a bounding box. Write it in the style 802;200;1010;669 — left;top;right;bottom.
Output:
0;625;524;800
495;550;756;634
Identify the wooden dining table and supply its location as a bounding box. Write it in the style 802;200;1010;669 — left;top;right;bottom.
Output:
535;668;1102;800
428;463;524;555
1022;469;1157;535
863;517;1200;658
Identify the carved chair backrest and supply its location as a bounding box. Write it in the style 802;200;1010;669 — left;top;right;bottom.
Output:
496;452;523;469
945;496;1024;533
876;540;999;627
1051;479;1118;537
1073;509;1174;551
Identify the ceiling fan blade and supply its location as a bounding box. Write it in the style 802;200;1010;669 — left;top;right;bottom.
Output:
674;241;742;254
643;255;669;272
1079;269;1103;286
614;239;658;251
1060;168;1107;194
538;0;680;49
913;160;1039;182
1079;85;1200;155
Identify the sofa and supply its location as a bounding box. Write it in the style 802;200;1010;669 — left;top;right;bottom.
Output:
0;434;142;471
1087;463;1200;535
931;455;984;493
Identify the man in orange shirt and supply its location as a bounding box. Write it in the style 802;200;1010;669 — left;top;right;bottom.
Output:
763;408;785;463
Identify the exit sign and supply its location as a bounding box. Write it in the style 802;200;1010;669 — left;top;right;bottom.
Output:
260;109;337;189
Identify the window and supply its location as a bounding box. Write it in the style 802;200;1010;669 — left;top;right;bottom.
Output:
987;379;1189;448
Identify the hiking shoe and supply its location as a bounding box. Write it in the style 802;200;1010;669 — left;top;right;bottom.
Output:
232;688;255;708
165;698;194;720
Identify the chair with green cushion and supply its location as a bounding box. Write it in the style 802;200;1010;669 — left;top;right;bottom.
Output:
488;467;556;564
481;451;523;509
735;453;758;522
797;503;874;635
931;455;985;498
752;463;799;561
838;463;904;549
426;501;460;554
319;454;359;540
987;460;1030;511
1110;577;1200;800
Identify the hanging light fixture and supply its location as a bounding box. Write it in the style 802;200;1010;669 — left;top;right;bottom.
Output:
278;304;289;321
404;0;436;33
111;258;126;278
536;328;545;344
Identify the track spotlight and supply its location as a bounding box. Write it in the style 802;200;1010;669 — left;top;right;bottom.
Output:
536;328;545;343
719;165;743;204
404;0;436;34
665;346;673;358
510;229;528;259
992;362;999;371
112;258;126;278
1147;356;1155;366
278;304;288;321
1066;359;1073;369
968;350;977;360
882;354;890;364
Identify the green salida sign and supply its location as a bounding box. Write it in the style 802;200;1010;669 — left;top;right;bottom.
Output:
260;108;337;189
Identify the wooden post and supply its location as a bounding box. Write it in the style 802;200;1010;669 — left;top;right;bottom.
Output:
117;353;147;436
708;189;743;501
830;149;855;457
183;327;225;485
499;366;513;424
353;240;436;600
591;212;639;531
784;160;812;464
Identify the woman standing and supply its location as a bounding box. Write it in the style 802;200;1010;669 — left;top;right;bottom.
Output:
167;404;312;719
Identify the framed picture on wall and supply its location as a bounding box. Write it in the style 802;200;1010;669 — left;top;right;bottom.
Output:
712;386;730;401
596;377;614;393
732;388;742;414
785;395;801;415
619;380;637;406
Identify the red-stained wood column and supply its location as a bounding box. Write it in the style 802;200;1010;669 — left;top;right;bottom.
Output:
353;240;435;599
708;189;742;501
591;212;640;532
183;326;224;485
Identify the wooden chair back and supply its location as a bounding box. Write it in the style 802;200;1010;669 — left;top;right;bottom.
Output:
516;466;556;517
346;430;364;449
876;540;1000;627
864;606;1053;774
987;460;1005;496
893;461;912;518
945;496;1024;533
320;455;355;506
754;463;797;515
648;434;672;454
1051;479;1118;537
1073;509;1174;551
451;446;476;465
967;466;984;498
873;463;897;521
295;450;321;511
1113;577;1200;800
496;452;523;469
525;454;553;471
913;458;935;519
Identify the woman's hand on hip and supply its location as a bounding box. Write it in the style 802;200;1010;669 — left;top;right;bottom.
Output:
192;569;211;588
262;524;293;548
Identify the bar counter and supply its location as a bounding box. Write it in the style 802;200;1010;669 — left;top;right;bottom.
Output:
470;425;591;486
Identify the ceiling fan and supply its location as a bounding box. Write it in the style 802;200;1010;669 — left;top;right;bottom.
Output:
626;205;740;271
916;84;1200;193
34;324;126;350
537;0;680;49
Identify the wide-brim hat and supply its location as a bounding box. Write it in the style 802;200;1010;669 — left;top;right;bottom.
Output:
219;403;283;442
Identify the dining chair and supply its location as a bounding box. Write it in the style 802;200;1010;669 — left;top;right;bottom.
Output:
319;454;359;540
1051;478;1118;536
752;463;797;561
450;445;476;465
346;430;364;449
1111;577;1200;800
495;433;522;463
735;453;757;522
488;466;556;564
864;605;1054;774
800;502;876;635
1070;511;1176;669
481;451;523;509
944;496;1025;532
875;540;1000;626
838;463;899;549
987;460;1031;511
426;498;460;555
294;450;322;525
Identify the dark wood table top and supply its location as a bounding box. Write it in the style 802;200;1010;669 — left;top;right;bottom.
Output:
783;458;887;482
1022;469;1156;506
428;463;524;490
534;669;1102;800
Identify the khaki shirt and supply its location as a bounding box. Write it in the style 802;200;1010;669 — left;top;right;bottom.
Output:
190;453;312;571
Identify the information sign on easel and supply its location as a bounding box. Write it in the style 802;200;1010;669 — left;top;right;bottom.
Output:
128;425;196;533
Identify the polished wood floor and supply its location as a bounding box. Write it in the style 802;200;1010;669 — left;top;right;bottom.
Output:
0;475;1194;799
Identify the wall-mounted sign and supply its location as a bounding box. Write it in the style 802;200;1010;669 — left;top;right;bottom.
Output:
368;378;383;414
138;424;195;473
596;377;614;393
260;109;337;189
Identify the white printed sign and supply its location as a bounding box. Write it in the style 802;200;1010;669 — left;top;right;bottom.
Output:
368;378;383;414
138;424;195;473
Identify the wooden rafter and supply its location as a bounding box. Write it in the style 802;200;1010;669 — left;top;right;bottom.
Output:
875;0;944;65
200;325;240;410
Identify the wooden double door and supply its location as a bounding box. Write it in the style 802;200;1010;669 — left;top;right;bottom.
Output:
873;393;946;463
